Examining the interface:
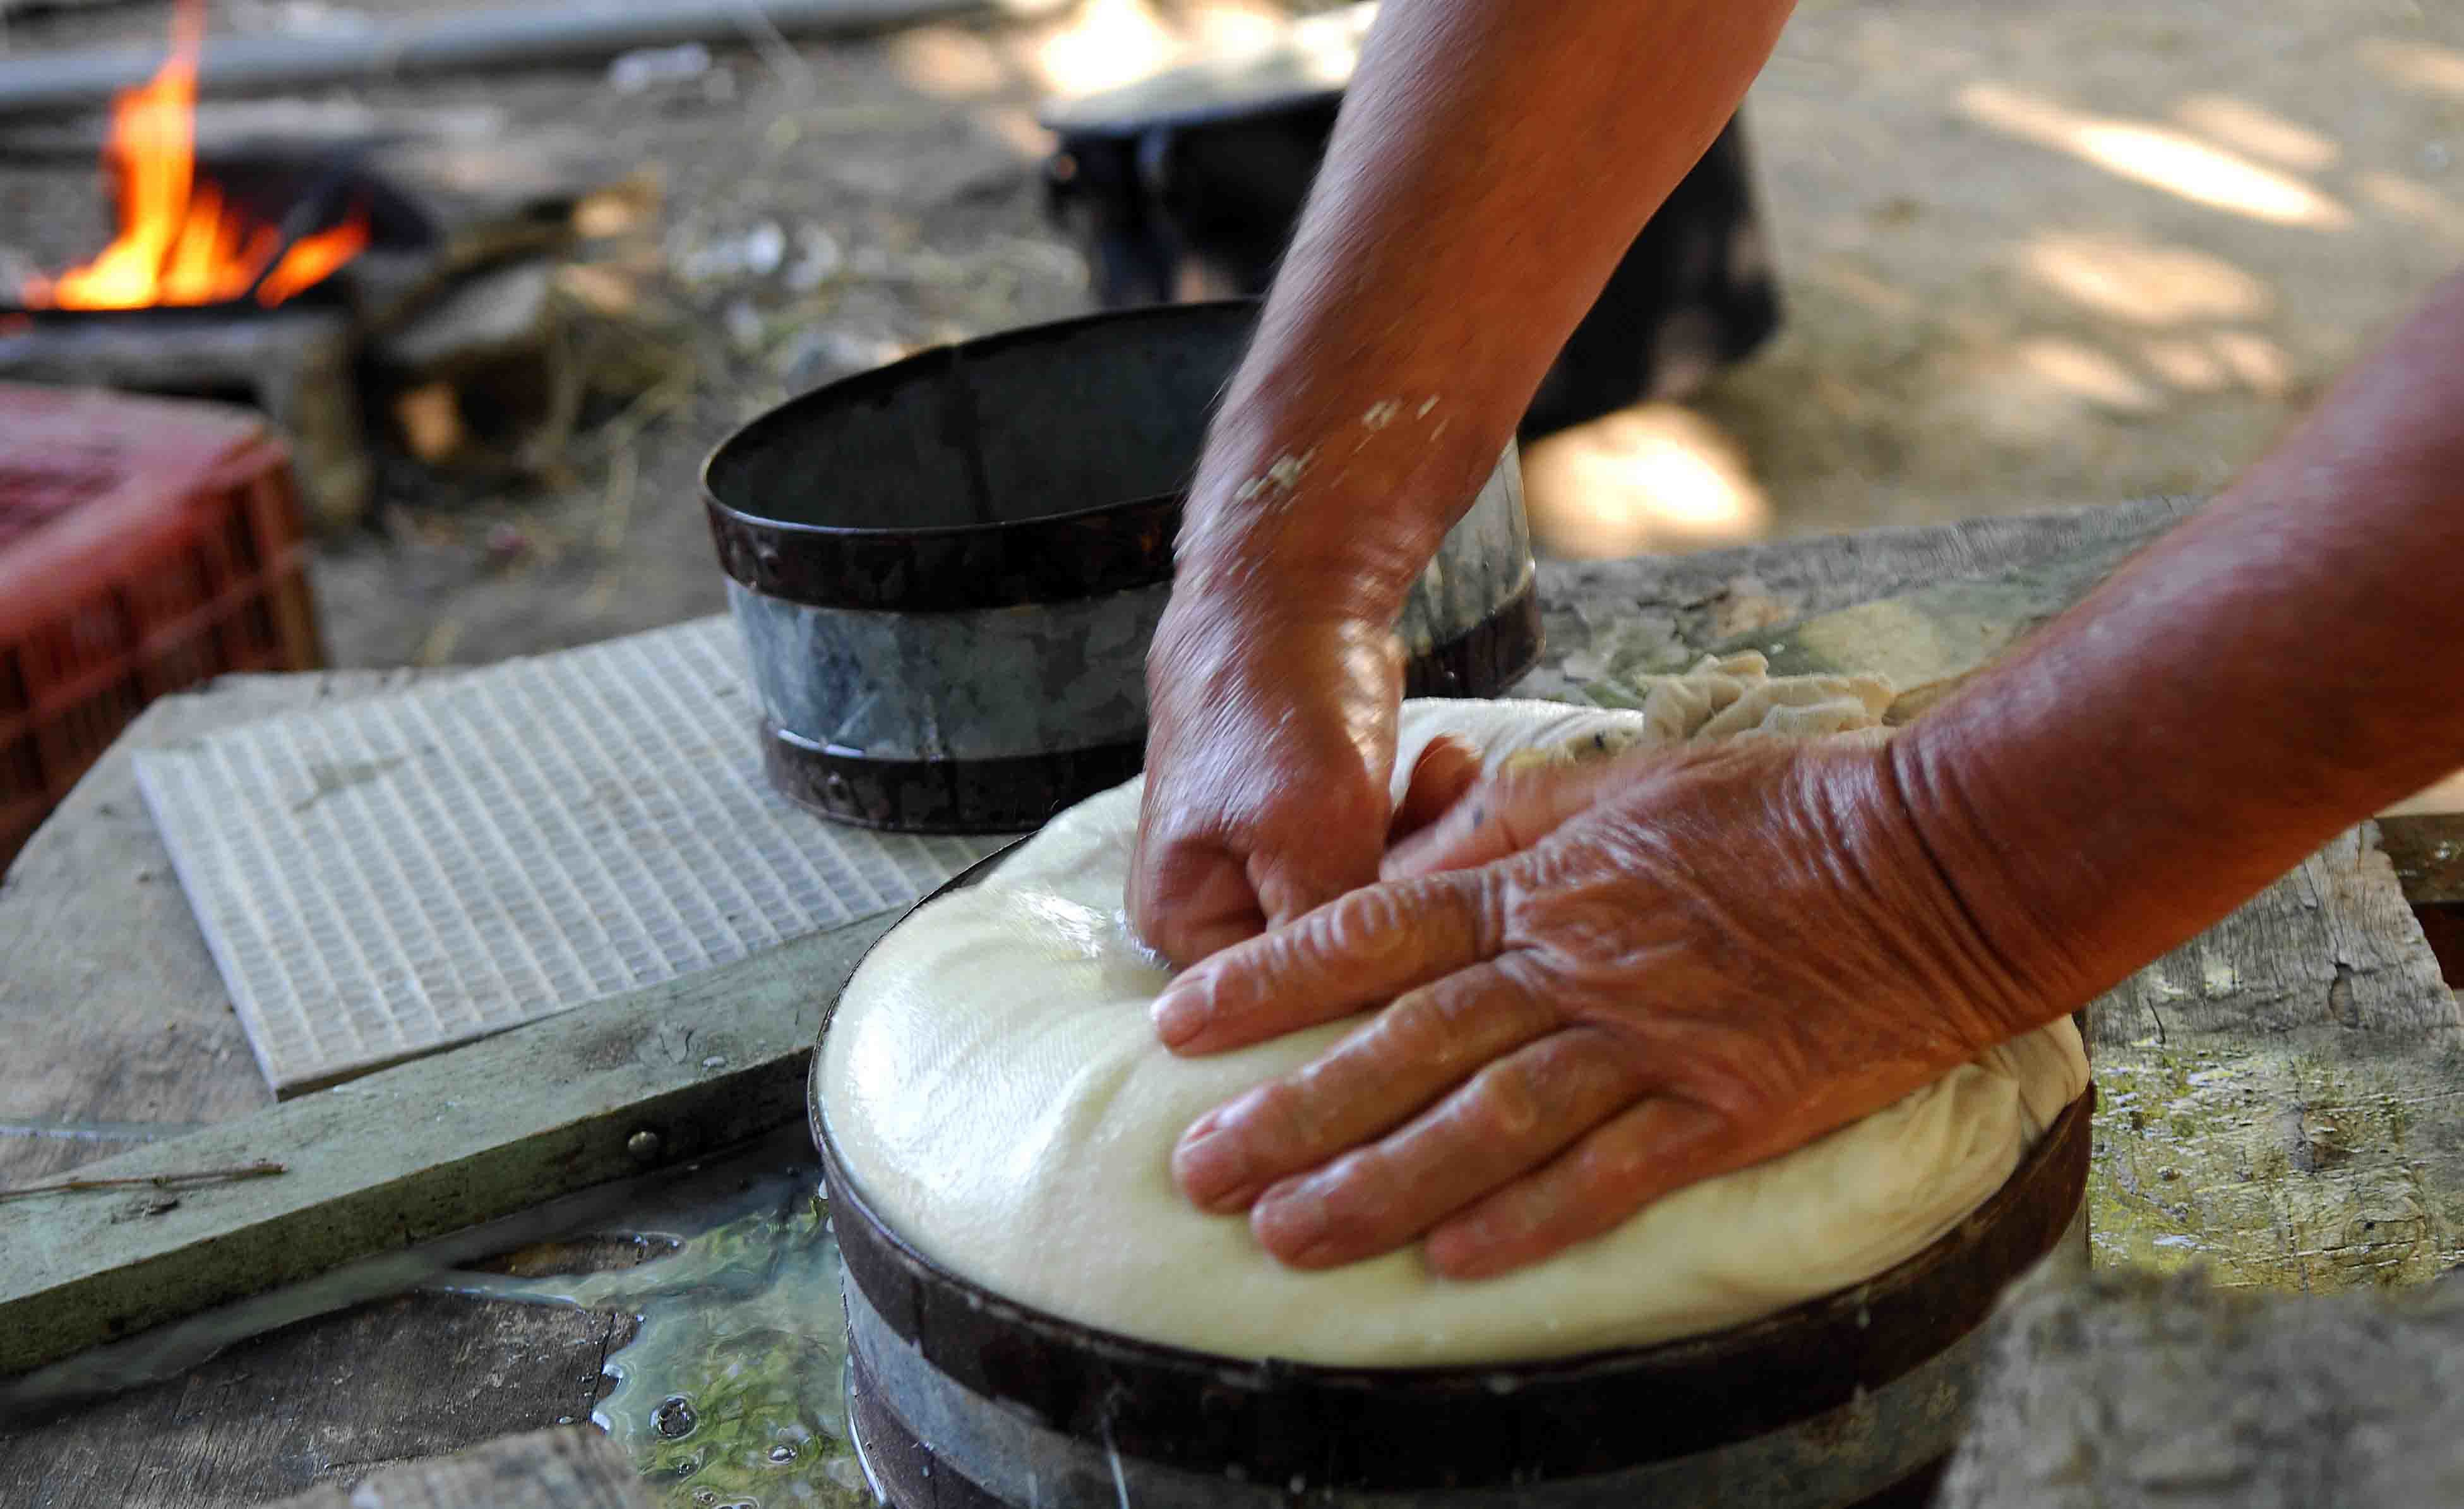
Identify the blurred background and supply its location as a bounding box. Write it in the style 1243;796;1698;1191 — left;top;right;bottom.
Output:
4;0;2460;669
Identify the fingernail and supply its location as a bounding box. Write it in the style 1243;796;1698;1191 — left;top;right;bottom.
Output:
1173;1126;1253;1210
1253;1179;1330;1259
1150;980;1207;1049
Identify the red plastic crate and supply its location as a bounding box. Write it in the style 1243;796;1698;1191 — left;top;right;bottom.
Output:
1;383;325;869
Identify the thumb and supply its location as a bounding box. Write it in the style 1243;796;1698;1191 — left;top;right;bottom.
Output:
1381;756;1632;879
1387;735;1487;848
1133;839;1272;967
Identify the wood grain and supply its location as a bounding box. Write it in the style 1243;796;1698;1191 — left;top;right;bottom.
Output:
261;1426;652;1509
0;906;898;1374
1940;1266;2464;1508
0;1296;629;1509
0;671;441;1192
2082;826;2464;1289
1522;495;2201;701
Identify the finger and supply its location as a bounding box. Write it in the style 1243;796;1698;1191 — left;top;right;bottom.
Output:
1172;965;1562;1212
1247;1026;1647;1270
1150;872;1499;1054
1424;1094;1734;1280
1387;735;1486;848
1130;833;1268;968
1380;757;1629;880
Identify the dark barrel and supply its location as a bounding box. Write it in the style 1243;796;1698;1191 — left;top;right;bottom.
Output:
703;301;1540;834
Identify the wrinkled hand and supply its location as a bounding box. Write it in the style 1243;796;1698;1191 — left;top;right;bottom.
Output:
1150;736;2059;1278
1128;595;1484;966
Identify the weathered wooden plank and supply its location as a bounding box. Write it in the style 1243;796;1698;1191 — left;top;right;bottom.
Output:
1940;1266;2464;1508
0;1297;630;1509
0;671;443;1192
1709;533;2144;694
2082;826;2464;1289
2;670;662;1508
0;906;899;1376
262;1426;651;1509
1521;495;2200;701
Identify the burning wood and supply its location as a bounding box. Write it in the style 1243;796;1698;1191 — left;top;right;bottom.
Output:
0;8;669;531
18;0;368;312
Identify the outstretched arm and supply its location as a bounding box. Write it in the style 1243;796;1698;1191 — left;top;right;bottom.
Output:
1896;272;2464;1016
1131;0;1800;965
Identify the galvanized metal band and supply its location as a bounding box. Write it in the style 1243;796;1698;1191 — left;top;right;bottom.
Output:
1396;459;1532;661
816;1092;2093;1489
728;577;1168;764
751;573;1542;831
842;1253;2024;1509
726;464;1531;765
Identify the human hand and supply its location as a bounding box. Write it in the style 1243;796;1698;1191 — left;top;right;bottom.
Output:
1127;594;1485;967
1149;736;2064;1278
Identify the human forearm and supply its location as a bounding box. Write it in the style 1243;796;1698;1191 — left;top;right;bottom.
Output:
1175;0;1799;621
1896;268;2464;1024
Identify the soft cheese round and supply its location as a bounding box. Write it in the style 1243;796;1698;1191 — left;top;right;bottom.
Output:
819;680;2088;1366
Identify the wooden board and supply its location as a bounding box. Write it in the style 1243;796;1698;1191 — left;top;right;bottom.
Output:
1941;1266;2464;1507
1692;526;2464;890
0;1296;633;1508
1518;497;2206;704
1704;532;2146;698
0;905;899;1374
2083;825;2464;1286
262;1426;652;1509
0;671;439;1196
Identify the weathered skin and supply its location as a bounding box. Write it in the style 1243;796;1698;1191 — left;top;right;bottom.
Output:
1130;0;1798;966
1132;0;2464;1278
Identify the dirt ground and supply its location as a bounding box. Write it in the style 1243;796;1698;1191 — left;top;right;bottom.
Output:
5;0;2463;668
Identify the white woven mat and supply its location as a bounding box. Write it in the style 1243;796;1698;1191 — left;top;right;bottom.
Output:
135;616;1002;1096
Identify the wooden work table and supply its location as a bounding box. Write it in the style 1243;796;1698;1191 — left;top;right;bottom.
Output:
2;497;2456;1507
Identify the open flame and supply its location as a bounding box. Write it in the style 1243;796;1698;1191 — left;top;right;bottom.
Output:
20;0;368;311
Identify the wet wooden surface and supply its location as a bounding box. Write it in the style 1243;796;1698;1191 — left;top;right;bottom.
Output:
1;496;2455;1505
0;1293;632;1507
0;670;438;1193
1942;1266;2464;1508
260;1426;653;1509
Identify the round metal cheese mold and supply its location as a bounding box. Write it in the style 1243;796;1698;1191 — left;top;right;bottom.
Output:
703;300;1540;834
810;849;2095;1509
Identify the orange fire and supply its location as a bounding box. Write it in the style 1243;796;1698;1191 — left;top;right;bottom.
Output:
21;0;368;311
